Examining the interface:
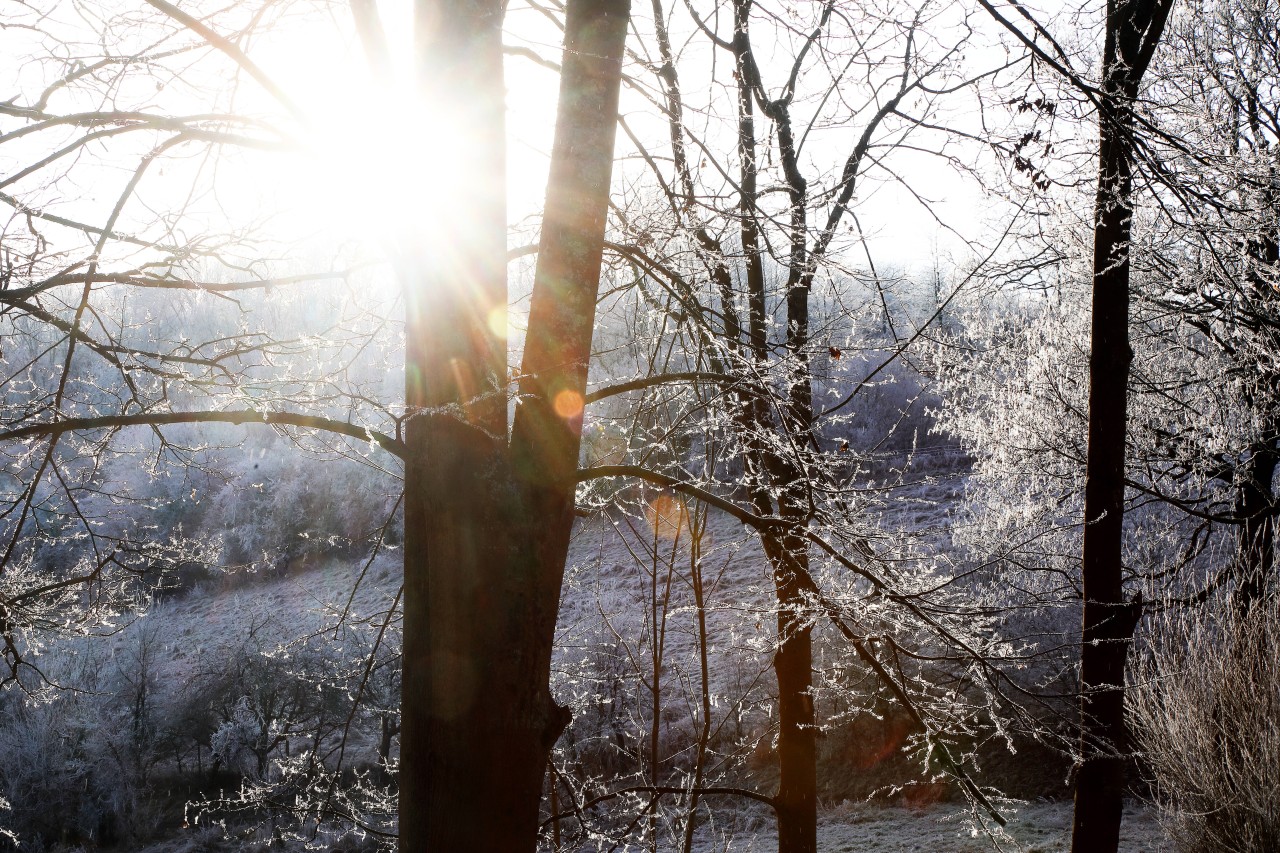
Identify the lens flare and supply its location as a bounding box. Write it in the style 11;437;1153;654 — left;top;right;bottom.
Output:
487;306;507;339
553;389;584;419
645;494;689;541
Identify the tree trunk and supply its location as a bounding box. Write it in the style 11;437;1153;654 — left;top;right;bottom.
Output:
730;7;818;845
377;712;398;788
762;527;817;853
401;0;510;845
1235;434;1277;610
400;0;629;849
1235;225;1280;612
1071;1;1171;851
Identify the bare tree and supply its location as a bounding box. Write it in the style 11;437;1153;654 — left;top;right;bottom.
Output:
0;0;630;848
566;0;1028;848
969;0;1174;846
398;0;632;845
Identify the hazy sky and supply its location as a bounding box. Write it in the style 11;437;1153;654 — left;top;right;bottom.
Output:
1;0;1091;292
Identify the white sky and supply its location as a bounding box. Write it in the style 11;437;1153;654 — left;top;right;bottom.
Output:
0;0;1101;290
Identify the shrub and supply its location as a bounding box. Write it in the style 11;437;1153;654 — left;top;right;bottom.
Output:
1129;596;1280;853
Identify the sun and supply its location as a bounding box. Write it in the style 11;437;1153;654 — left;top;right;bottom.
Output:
241;6;454;249
238;2;556;253
309;93;456;246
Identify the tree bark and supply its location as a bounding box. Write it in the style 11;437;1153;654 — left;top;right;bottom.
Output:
1234;226;1280;612
729;6;817;844
759;526;817;853
1235;434;1278;610
1071;1;1171;851
400;0;629;849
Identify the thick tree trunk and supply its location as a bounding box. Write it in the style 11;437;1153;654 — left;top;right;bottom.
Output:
401;0;508;845
510;0;632;599
400;0;629;849
1071;2;1170;851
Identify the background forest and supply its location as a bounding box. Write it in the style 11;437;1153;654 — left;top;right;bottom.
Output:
0;0;1277;850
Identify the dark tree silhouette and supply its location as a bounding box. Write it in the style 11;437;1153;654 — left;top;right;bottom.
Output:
400;0;630;847
1074;0;1173;849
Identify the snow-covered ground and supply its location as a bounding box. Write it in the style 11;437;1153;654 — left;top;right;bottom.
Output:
44;468;1173;853
685;801;1165;853
131;800;1166;853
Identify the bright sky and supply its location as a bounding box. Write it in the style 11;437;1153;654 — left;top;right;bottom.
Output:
184;0;1024;281
0;0;1094;295
212;0;560;254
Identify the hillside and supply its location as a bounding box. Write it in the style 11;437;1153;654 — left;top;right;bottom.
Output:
0;458;1171;851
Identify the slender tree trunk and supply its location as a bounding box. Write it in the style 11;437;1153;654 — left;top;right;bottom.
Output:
1235;226;1280;612
646;0;742;356
377;712;398;787
730;6;817;842
733;0;767;363
400;0;629;848
1235;433;1278;610
680;508;713;853
762;526;817;853
1071;2;1171;851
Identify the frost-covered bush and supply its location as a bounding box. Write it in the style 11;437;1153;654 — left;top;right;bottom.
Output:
1129;596;1280;853
203;432;399;573
920;265;1261;799
0;591;401;849
817;349;946;462
930;294;1090;674
0;640;167;849
0;695;100;847
933;270;1248;654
